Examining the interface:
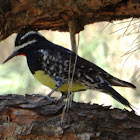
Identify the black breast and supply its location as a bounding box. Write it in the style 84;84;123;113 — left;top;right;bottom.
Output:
26;51;42;74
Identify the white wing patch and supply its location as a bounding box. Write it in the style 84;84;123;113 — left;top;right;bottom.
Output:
38;49;49;61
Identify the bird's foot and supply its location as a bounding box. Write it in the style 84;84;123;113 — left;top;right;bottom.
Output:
45;94;66;103
45;95;57;103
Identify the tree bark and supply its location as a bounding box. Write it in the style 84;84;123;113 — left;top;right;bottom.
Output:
0;0;140;41
0;94;140;140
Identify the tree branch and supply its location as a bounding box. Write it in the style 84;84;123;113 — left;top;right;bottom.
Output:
0;94;140;139
0;0;139;41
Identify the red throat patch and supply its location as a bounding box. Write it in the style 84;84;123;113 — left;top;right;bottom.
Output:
19;53;26;56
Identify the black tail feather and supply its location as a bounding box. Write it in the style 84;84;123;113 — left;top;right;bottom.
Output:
103;84;134;111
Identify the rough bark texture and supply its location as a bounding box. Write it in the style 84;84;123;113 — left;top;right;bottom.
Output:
0;0;140;41
0;94;140;140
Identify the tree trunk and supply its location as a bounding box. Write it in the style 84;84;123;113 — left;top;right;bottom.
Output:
0;0;140;40
0;94;140;140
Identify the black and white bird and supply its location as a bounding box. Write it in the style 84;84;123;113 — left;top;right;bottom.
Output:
3;31;136;110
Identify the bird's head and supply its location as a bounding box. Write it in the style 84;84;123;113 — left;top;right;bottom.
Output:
3;31;45;64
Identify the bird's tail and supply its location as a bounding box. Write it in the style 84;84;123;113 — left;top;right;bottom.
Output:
103;84;134;111
109;78;136;89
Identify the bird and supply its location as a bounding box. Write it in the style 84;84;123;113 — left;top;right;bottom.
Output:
3;31;136;111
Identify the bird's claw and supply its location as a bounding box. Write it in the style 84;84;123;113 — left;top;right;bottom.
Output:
45;95;57;103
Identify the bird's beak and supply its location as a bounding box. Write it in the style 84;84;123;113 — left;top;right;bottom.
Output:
3;51;19;64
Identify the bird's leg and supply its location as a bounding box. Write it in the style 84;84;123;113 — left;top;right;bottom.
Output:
48;86;59;96
45;86;60;102
59;92;67;101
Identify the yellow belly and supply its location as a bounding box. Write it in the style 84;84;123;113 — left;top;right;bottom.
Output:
34;70;86;92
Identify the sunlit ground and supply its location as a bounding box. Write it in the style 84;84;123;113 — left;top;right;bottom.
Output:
0;19;140;115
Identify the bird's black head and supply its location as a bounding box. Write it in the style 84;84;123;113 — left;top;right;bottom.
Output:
3;31;45;64
15;31;45;48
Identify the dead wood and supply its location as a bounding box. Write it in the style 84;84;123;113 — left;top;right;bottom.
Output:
0;0;140;41
0;94;140;140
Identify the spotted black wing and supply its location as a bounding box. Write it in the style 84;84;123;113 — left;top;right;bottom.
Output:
76;55;136;89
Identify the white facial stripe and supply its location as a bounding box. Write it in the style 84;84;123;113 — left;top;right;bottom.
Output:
15;40;37;51
20;31;39;40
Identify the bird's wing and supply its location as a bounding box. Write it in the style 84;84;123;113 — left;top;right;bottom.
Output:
40;42;135;89
76;55;136;89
